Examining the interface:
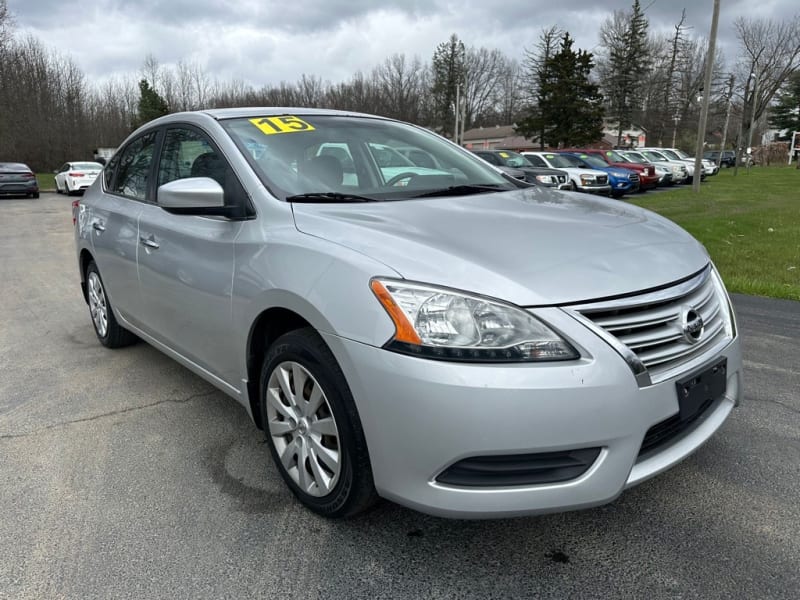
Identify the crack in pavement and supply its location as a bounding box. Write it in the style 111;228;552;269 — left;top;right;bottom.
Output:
745;396;800;416
0;389;220;440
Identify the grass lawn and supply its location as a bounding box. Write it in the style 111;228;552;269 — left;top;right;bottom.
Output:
629;166;799;301
36;172;55;190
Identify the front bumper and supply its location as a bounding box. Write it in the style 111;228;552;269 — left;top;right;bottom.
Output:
322;312;742;519
576;183;612;195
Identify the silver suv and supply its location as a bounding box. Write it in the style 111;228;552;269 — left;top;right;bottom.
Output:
74;108;742;519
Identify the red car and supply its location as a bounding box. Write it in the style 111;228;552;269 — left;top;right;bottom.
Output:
562;149;658;191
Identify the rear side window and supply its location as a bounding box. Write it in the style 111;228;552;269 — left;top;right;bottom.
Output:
113;132;158;200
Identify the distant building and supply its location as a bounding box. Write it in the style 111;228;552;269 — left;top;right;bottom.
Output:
461;121;647;151
601;119;647;148
461;125;538;151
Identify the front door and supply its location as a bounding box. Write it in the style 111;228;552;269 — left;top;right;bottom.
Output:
136;126;243;387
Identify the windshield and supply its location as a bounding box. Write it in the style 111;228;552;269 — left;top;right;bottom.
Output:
495;150;533;168
620;152;646;164
605;150;627;163
659;149;681;160
541;154;578;168
641;150;668;162
671;149;690;159
73;162;103;170
577;154;608;169
221;115;515;201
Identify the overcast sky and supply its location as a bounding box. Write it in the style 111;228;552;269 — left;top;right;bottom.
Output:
8;0;799;88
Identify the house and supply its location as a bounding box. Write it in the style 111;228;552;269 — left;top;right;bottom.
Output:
461;125;540;151
601;119;647;148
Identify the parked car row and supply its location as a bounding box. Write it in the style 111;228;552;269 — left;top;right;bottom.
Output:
470;145;718;199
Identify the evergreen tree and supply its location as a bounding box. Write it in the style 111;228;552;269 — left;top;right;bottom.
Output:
600;0;650;146
516;33;604;148
430;34;465;139
768;72;800;135
135;78;169;128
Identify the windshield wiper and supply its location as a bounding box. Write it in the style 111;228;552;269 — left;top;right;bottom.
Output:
286;192;379;203
412;184;507;198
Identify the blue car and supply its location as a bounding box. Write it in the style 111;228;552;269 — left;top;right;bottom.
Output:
558;152;640;197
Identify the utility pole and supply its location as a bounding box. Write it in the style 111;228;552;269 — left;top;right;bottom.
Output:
717;74;735;168
693;0;719;193
454;83;460;144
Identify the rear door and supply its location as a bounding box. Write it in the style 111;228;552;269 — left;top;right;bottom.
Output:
87;131;158;327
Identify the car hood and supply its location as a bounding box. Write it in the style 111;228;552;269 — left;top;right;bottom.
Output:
557;167;609;179
291;187;708;306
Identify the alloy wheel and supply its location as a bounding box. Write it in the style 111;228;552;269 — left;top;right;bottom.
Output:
87;271;108;338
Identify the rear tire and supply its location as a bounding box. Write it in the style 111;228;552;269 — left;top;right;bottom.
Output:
85;261;137;348
260;328;377;518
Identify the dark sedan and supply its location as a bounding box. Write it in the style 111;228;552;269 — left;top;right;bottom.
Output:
0;163;39;198
472;150;571;189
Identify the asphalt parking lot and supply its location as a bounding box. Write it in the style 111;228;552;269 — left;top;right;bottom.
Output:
1;193;798;599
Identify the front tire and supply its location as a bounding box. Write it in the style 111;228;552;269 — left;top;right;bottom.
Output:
260;328;377;518
85;261;137;348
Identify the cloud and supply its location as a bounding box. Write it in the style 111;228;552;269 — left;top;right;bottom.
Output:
7;0;798;88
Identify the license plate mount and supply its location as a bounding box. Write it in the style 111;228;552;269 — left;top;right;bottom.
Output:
675;359;727;422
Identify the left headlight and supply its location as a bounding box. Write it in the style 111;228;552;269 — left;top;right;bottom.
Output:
611;171;628;178
370;279;579;362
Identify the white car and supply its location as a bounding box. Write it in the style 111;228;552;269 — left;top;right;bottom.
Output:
522;152;612;195
55;162;104;196
655;148;719;177
637;150;690;184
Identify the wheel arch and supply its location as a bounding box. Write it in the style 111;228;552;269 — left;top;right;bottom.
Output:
245;305;316;429
78;248;95;304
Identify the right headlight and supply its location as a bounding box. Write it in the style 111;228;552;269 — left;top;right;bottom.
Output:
370;279;579;362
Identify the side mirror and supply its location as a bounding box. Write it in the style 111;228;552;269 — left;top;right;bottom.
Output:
157;177;239;217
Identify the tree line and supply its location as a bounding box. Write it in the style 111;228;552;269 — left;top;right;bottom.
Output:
1;0;798;172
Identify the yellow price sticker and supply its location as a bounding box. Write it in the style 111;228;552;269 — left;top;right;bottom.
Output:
249;116;315;135
499;152;510;158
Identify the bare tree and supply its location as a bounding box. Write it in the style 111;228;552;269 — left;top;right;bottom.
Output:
733;15;800;151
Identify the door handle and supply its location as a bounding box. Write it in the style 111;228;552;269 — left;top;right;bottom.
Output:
139;236;160;249
92;222;106;232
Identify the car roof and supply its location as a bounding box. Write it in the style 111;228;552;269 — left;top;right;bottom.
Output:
197;107;389;121
0;162;31;171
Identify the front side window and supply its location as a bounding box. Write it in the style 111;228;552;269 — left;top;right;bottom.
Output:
158;127;226;188
221;114;516;201
113;132;157;200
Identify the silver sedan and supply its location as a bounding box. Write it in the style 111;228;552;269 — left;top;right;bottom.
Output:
74;108;742;518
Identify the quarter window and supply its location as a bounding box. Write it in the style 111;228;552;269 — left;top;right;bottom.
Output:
113;132;157;200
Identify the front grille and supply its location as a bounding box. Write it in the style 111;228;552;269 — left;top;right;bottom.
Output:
629;174;640;182
596;175;608;184
638;397;715;456
436;448;601;487
574;268;732;382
